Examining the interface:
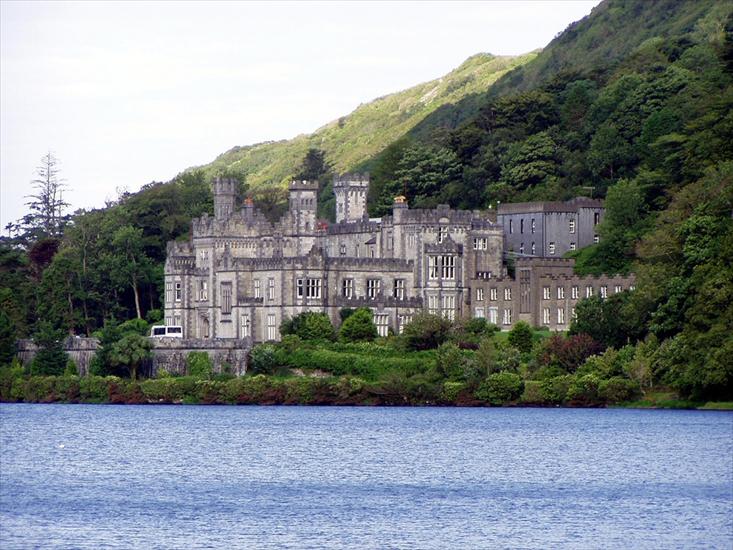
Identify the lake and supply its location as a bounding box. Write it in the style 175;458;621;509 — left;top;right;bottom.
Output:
1;404;731;549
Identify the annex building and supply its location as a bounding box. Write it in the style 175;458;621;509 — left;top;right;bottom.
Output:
163;175;634;343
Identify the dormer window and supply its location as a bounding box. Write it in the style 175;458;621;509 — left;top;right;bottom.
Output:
438;226;448;243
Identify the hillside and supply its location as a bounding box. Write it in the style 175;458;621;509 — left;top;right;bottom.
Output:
192;52;536;189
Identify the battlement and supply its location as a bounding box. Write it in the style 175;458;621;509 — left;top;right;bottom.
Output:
333;173;370;188
497;197;603;215
289;179;319;191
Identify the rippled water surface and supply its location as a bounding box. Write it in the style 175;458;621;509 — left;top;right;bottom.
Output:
1;404;731;549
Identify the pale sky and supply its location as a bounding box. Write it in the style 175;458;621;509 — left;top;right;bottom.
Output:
0;0;601;228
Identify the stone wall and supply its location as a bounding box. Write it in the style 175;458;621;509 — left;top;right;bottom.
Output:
17;337;99;376
16;337;250;377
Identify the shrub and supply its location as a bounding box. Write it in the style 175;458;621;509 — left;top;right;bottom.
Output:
441;381;465;403
520;380;544;404
249;344;280;375
79;376;112;403
475;372;524;405
64;358;78;376
566;374;602;405
55;375;80;402
539;375;573;404
401;312;452;350
281;312;335;341
599;377;641;403
118;318;150;337
435;342;466;381
339;308;378;342
187;351;213;379
537;334;604;373
507;321;533;353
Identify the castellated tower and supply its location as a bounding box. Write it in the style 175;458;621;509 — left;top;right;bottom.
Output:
213;176;237;220
333;173;369;223
289;179;319;234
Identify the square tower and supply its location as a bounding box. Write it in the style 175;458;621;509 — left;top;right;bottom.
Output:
289;179;319;233
213;176;237;220
333;173;369;223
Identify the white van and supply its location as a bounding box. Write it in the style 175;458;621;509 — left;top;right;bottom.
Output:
150;325;183;338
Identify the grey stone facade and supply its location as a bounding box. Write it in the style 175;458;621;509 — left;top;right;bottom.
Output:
497;197;604;258
164;175;629;342
468;258;635;330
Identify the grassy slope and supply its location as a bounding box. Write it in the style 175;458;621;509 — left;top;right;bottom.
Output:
192;53;536;189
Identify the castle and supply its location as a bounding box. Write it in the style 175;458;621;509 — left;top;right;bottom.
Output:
163;175;634;343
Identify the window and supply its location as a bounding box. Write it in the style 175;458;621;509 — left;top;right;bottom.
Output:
586;285;594;298
569;218;576;234
570;242;576;251
549;242;556;255
474;307;485;318
594;234;600;244
438;226;448;243
428;294;439;314
367;279;380;299
442;295;456;321
267;278;275;301
543;286;551;300
173;314;181;326
557;286;565;299
557;308;565;325
375;314;389;337
342;278;354;299
520;219;524;234
503;308;512;325
531;218;536;234
473;237;488;250
199;250;209;264
490;288;498;301
531;242;536;255
428;256;439;279
339;244;346;256
175;282;182;302
165;282;172;303
306;279;321;299
397;315;411;334
254;279;261;299
240;314;251;338
504;288;512;301
543;307;551;325
571;285;579;299
629;285;636;291
267;314;277;341
594;212;600;225
221;283;232;314
614;285;622;294
407;234;416;248
165;317;172;327
600;285;608;299
199;280;208;301
519;243;524;255
571;307;576;320
488;307;498;325
509;219;513;234
441;255;455;280
393;279;405;300
476;288;485;301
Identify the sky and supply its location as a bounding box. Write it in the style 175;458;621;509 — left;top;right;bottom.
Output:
0;0;602;228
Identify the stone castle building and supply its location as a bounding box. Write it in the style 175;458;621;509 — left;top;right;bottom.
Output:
163;175;634;343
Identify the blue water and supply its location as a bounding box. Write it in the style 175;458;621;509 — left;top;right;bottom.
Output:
1;405;731;549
